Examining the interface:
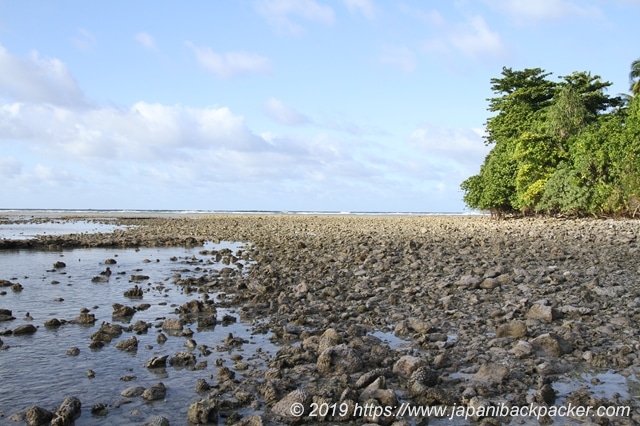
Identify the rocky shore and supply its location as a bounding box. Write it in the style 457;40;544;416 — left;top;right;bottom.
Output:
2;214;640;425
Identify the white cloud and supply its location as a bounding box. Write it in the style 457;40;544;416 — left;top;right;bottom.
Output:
343;0;375;19
450;15;508;59
255;0;335;34
135;31;156;50
0;44;89;108
407;124;491;169
379;45;416;73
484;0;602;22
186;42;272;79
264;97;310;125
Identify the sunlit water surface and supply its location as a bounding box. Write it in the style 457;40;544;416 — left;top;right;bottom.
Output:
0;242;278;425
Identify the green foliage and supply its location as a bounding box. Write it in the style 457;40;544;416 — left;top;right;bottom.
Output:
462;61;640;216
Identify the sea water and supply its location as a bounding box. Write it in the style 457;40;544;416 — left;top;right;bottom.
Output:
0;242;277;425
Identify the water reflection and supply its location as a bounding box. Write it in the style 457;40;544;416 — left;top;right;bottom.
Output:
0;242;277;425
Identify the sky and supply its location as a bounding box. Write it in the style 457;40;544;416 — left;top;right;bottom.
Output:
0;0;638;212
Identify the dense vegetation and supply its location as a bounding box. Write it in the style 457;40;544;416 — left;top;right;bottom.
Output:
461;60;640;217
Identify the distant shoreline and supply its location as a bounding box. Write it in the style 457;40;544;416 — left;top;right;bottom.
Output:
0;209;483;220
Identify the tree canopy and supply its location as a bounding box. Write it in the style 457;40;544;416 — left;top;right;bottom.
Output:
461;60;640;217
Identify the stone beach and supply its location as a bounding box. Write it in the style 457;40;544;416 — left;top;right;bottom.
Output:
1;213;640;425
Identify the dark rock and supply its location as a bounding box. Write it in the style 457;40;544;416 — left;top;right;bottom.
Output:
162;318;183;332
187;399;218;424
45;318;62;328
13;324;37;335
66;347;80;356
25;405;53;426
146;355;168;369
531;333;573;357
112;303;135;318
53;261;66;268
169;351;196;367
124;285;143;297
195;378;211;393
105;258;117;264
74;312;96;325
132;320;150;334
51;396;81;426
142;416;170;426
121;386;146;397
115;335;138;351
141;382;166;401
317;344;362;376
130;275;149;282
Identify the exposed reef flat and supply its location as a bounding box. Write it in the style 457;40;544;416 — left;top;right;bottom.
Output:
1;213;639;424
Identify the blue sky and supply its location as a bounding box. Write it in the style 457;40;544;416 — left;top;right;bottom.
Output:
0;0;638;212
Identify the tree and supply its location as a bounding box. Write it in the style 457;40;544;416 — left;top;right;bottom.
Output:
630;58;640;96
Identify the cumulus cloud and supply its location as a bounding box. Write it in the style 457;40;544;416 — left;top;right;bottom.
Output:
255;0;335;34
264;97;310;126
407;125;491;169
420;14;508;61
379;45;416;73
0;44;89;108
483;0;602;22
186;42;271;79
450;15;508;59
343;0;375;19
135;31;156;50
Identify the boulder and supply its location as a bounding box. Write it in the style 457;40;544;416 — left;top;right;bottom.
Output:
13;324;37;335
187;399;218;424
531;333;573;357
141;382;166;401
392;355;425;379
25;406;53;426
471;363;510;385
51;396;81;426
496;320;527;338
317;344;362;376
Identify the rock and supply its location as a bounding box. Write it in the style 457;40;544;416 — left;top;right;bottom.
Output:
51;396;81;426
44;318;62;328
130;275;149;281
124;285;144;297
132;320;150;334
53;261;66;268
271;389;310;421
195;378;211;393
467;396;492;421
472;364;510;385
0;308;15;322
187;399;218;424
530;333;573;357
142;415;170;426
11;283;23;292
393;355;425;379
317;328;341;353
169;351;196;367
25;406;53;426
217;366;235;381
526;303;556;323
408;367;439;396
105;258;117;264
115;335;138;351
157;332;168;343
13;324;37;335
146;355;168;369
74;312;96;325
66;347;80;356
535;383;556;405
496;320;527;338
510;340;533;358
90;403;108;416
317;344;362;376
121;386;146;397
141;382;166;401
456;275;482;289
112;303;135;318
162;318;183;332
